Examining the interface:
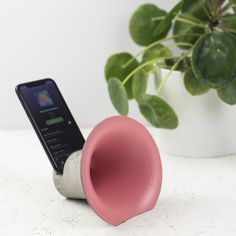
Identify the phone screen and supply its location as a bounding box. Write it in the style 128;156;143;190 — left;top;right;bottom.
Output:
17;79;85;173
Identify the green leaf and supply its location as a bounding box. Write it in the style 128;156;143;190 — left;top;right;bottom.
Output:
192;32;236;88
220;14;236;37
154;1;183;37
173;13;205;49
142;44;173;72
108;78;129;115
138;94;178;129
132;70;148;101
105;52;139;99
184;67;209;95
182;0;210;21
217;78;236;105
129;4;168;46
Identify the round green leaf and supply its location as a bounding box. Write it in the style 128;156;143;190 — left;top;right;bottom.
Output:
142;44;173;72
105;52;139;99
138;94;178;129
220;14;236;37
184;67;209;95
132;70;148;101
129;4;168;46
108;78;129;115
173;13;205;49
182;0;209;21
217;78;236;105
192;32;236;88
154;1;183;37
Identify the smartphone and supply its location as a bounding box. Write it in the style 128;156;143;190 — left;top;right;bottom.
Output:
16;78;85;174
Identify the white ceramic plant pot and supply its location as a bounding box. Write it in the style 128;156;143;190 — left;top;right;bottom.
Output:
151;69;236;158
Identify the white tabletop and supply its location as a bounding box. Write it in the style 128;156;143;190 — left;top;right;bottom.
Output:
0;129;236;236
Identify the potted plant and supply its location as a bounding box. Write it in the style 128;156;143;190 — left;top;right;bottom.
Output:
104;0;236;157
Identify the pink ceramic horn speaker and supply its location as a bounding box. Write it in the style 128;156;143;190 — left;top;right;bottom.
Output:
53;116;162;225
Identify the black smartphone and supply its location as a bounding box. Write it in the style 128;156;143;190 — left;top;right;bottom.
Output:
16;78;85;174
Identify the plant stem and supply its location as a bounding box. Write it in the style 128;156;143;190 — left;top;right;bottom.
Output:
223;27;236;34
215;0;225;15
219;2;231;15
176;42;194;47
159;65;172;69
149;66;161;74
122;33;201;68
152;16;165;22
155;48;193;95
175;16;206;28
154;69;161;89
200;0;212;19
232;1;236;10
206;0;214;17
220;15;236;20
212;0;220;16
122;58;164;85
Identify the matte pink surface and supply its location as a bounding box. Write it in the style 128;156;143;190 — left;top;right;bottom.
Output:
81;116;162;225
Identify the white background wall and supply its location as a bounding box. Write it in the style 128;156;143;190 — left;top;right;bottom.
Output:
0;0;177;128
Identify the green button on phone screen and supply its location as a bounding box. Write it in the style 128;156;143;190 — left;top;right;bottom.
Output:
46;116;64;126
